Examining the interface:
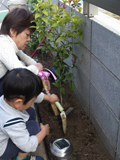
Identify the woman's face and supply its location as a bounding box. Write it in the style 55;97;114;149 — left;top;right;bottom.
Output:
10;28;31;50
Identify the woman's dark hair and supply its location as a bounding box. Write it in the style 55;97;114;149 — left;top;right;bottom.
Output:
0;7;36;35
2;68;43;104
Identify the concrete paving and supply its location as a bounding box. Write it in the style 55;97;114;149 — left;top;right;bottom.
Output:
30;103;48;160
30;138;48;160
0;142;48;160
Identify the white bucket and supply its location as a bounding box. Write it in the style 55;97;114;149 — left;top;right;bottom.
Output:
7;0;28;10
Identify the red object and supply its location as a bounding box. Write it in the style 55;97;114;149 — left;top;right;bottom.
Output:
31;28;52;58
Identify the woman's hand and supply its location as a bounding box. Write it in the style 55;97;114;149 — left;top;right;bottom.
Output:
34;63;43;71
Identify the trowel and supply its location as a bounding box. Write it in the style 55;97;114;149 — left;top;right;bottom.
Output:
42;78;67;134
38;70;73;134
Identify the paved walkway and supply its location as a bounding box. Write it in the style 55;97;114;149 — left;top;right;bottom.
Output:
31;103;48;160
0;141;48;160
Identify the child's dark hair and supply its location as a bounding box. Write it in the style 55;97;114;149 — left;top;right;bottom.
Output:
2;68;43;104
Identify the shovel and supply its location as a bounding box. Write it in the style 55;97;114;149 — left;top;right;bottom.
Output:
38;70;68;134
42;78;67;134
42;79;59;117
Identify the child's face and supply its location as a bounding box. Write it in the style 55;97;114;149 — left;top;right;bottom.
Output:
5;96;36;111
20;97;36;110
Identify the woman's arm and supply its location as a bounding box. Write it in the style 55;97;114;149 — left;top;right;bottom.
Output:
17;50;37;65
0;42;39;75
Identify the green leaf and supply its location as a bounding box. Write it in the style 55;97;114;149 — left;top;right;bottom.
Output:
70;33;79;38
42;10;49;16
51;23;58;28
61;32;66;36
56;37;66;43
64;75;71;81
53;4;58;12
45;33;52;39
76;6;82;13
42;18;48;24
78;28;82;35
52;82;60;88
70;80;75;92
48;0;52;5
35;13;40;19
56;68;60;75
29;26;36;28
53;41;57;47
64;54;69;59
37;46;43;50
60;87;65;95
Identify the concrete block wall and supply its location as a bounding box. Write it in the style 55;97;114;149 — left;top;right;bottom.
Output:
72;6;120;160
52;0;120;159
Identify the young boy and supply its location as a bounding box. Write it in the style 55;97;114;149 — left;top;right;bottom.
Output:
0;68;59;160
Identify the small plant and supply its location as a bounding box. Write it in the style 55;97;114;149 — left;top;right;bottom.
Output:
27;0;40;51
31;0;83;104
28;32;39;51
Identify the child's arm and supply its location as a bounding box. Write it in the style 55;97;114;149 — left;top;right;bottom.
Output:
34;93;59;104
35;123;50;144
43;94;59;103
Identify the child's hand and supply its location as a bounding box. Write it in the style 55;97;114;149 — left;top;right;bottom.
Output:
40;123;50;136
49;94;59;103
43;94;59;103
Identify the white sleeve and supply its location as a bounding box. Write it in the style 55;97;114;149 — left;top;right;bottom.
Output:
17;50;37;65
4;118;38;152
34;92;44;103
0;42;39;75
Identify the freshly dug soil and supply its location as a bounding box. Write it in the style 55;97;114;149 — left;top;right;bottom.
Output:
25;47;113;160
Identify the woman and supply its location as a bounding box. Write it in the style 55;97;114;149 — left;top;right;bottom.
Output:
0;7;59;160
0;8;43;95
0;7;57;104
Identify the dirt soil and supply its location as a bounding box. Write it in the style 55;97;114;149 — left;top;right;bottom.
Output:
25;47;113;160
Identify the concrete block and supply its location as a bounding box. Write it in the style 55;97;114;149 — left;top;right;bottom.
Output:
73;67;90;105
51;0;58;5
91;55;120;119
116;122;120;157
74;87;90;116
90;84;119;149
31;141;48;160
73;43;91;80
92;20;120;80
64;54;73;67
74;10;92;51
115;154;120;160
90;111;116;159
